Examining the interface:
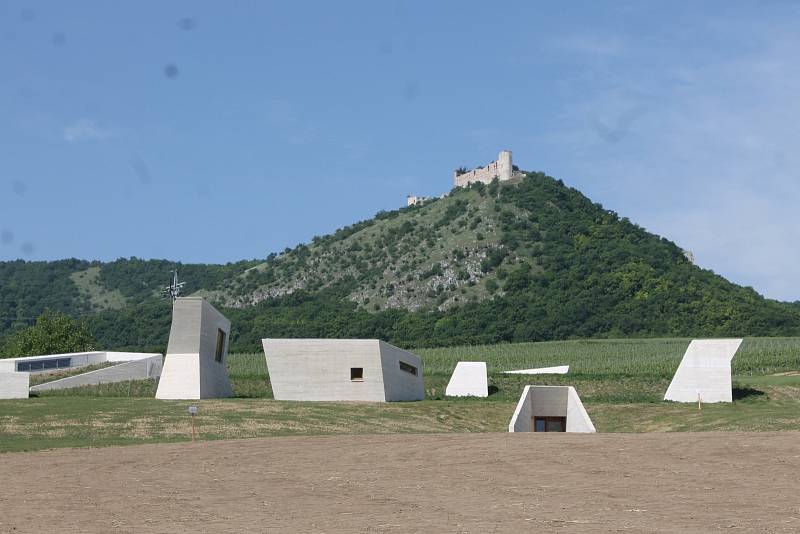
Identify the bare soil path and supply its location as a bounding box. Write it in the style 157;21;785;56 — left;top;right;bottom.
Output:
1;432;799;533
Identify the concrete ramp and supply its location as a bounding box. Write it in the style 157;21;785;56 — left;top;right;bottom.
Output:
664;339;743;403
30;356;162;392
445;362;488;397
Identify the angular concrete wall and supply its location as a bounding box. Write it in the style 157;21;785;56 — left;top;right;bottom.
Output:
263;338;424;402
30;355;162;392
664;339;743;403
445;362;488;397
508;385;595;433
156;298;233;400
378;341;425;402
0;372;29;399
0;351;160;373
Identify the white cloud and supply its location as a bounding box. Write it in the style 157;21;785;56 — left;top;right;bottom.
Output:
63;119;113;142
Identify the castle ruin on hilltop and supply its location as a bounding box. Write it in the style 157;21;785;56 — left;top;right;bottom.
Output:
406;150;519;207
454;150;514;187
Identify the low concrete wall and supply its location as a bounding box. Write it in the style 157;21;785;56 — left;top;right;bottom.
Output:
30;356;162;392
0;372;30;399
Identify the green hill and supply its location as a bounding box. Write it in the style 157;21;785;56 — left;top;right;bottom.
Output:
2;171;799;353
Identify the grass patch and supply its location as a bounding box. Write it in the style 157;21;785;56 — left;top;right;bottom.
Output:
2;337;799;452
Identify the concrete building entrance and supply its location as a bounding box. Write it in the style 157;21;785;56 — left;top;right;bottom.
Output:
533;416;566;432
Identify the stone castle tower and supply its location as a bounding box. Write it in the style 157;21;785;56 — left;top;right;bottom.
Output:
454;150;513;188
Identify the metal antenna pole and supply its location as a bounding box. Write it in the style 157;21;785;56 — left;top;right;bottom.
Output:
161;269;186;302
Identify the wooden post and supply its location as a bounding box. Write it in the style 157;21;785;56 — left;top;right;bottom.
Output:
188;405;198;442
697;392;702;411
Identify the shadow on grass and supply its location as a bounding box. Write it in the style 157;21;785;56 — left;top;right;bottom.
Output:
488;385;499;396
733;386;766;401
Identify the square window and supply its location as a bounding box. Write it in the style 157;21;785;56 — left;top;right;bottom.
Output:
350;367;363;381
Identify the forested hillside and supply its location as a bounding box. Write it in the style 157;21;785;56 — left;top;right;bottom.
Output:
2;171;799;353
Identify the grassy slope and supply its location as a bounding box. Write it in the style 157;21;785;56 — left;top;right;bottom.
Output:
70;266;127;311
205;189;510;311
3;337;799;452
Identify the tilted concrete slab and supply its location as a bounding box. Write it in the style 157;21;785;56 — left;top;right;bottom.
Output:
263;338;424;402
503;365;569;375
664;339;743;403
0;372;29;399
508;385;595;433
156;298;234;400
445;361;488;397
30;355;162;392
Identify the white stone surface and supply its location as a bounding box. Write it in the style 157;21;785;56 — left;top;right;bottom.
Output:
503;365;569;375
156;298;234;400
664;339;743;403
0;372;29;399
445;361;488;397
263;338;424;402
508;385;595;433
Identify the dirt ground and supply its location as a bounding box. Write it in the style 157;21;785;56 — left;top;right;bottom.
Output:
1;432;799;533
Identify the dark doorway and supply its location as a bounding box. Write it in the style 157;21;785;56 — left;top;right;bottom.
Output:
533;416;566;432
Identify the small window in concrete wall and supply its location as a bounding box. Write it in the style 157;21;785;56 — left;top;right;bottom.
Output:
533;416;566;432
399;361;418;376
16;357;72;372
350;367;364;381
215;329;226;363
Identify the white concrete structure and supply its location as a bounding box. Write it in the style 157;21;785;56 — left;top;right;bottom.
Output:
263;339;424;402
508;385;595;433
664;338;743;403
406;195;431;207
0;351;161;373
454;150;514;187
503;365;569;375
445;361;488;397
155;297;234;400
0;372;29;399
30;355;162;392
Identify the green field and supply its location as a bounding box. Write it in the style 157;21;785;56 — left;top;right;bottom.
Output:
1;337;799;452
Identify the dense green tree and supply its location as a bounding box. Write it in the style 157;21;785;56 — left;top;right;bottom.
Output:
1;310;96;357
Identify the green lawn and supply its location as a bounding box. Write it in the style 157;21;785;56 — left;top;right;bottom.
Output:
2;337;799;452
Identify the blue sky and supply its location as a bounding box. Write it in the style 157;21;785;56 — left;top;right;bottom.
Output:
2;1;799;302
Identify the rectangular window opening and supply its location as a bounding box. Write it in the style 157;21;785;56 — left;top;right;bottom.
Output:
399;361;417;376
350;367;364;381
214;329;226;363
